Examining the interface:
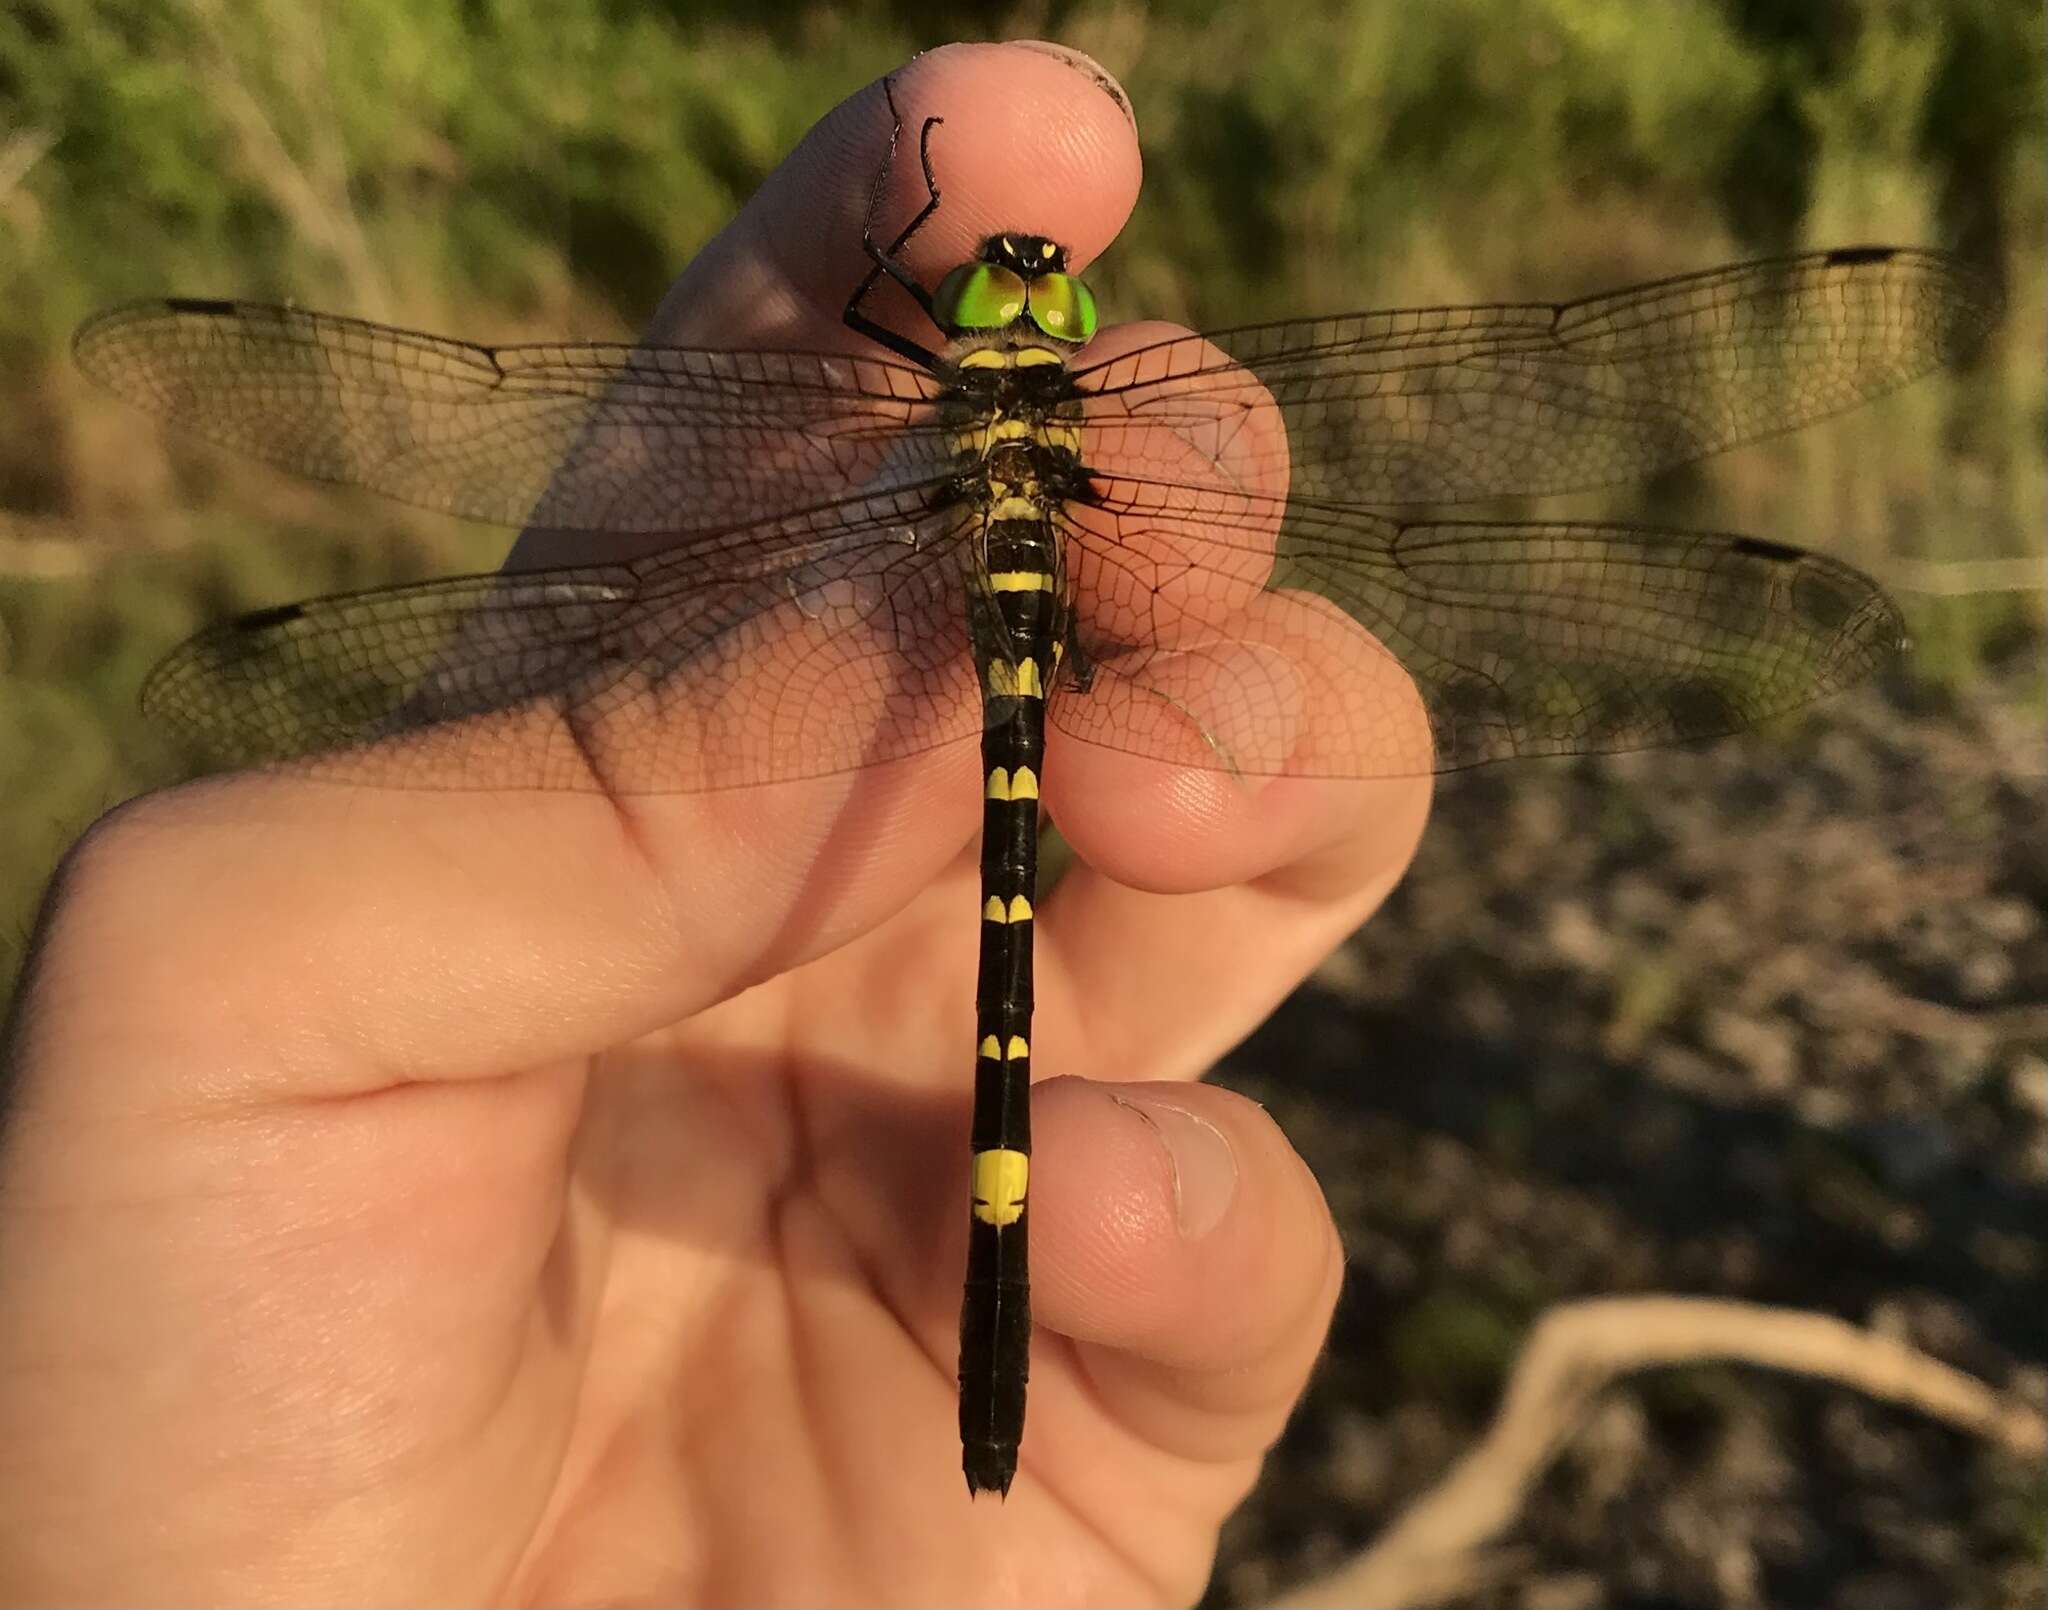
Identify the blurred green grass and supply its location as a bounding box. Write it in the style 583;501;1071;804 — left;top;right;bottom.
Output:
2;0;2043;966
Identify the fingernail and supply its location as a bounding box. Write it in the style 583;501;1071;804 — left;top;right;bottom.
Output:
1011;41;1136;127
1114;1091;1238;1239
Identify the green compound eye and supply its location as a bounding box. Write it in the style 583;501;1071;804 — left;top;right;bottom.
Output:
933;264;1027;332
1026;274;1097;342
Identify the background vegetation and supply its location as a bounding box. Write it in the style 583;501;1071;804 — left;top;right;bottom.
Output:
2;1;2042;1603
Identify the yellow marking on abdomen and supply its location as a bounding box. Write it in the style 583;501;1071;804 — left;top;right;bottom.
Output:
985;764;1040;802
979;1033;1002;1060
985;659;1044;699
990;570;1053;593
972;1149;1030;1226
980;894;1033;924
1005;1035;1029;1061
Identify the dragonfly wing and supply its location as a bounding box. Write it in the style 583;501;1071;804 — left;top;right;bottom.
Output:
1055;490;1902;777
144;485;983;792
1071;247;2000;507
75;299;962;533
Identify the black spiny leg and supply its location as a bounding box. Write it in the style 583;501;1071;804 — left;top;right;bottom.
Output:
844;74;947;368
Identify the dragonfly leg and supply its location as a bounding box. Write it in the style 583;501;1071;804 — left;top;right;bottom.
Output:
844;73;945;368
1062;633;1096;695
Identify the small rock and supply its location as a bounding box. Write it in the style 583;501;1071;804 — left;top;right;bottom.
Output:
1702;1008;1801;1093
1957;945;2014;1001
2006;1052;2048;1117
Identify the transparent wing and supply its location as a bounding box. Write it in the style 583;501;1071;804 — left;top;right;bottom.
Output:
1052;484;1903;777
105;249;1957;793
75;299;962;533
143;485;984;791
1072;247;2000;507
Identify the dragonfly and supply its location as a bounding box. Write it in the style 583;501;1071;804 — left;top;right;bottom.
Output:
72;88;1999;1497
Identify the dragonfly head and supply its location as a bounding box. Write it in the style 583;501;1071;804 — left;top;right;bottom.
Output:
932;233;1097;345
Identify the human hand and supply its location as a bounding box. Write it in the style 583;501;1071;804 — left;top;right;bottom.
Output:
0;42;1429;1605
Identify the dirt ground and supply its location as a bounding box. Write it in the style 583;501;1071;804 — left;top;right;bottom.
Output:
1208;637;2047;1610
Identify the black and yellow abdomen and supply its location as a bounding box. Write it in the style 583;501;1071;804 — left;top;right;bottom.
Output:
949;338;1081;1497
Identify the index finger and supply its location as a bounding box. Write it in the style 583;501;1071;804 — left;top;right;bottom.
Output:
648;41;1142;353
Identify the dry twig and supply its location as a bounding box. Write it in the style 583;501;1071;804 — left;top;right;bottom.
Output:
1277;1295;2046;1610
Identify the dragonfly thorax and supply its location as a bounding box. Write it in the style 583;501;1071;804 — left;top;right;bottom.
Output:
938;365;1086;500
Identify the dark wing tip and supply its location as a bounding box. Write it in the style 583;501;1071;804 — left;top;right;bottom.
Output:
70;301;140;376
72;297;224;387
1880;247;2006;358
138;598;306;724
1798;245;2004;360
74;296;303;381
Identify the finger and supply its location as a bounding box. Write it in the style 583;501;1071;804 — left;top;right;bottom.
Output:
1023;1077;1341;1507
1038;766;1430;1084
1037;592;1433;1081
648;41;1140;352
